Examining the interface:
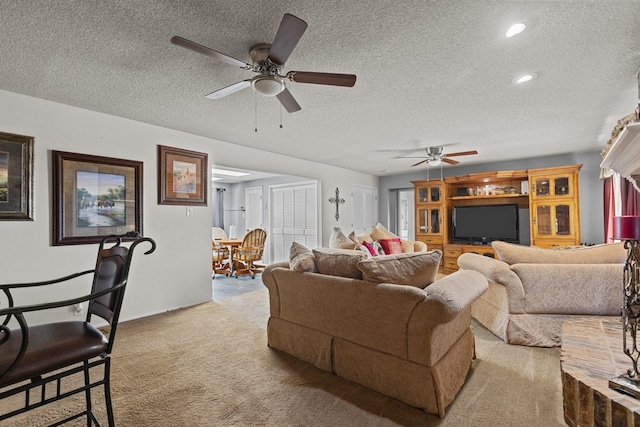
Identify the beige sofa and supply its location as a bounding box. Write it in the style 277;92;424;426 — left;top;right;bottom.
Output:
457;241;626;347
262;246;488;417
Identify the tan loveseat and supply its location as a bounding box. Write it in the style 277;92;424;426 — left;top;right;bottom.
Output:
262;246;488;417
457;241;626;347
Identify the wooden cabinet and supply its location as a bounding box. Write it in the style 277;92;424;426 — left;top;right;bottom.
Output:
528;165;581;248
413;165;582;264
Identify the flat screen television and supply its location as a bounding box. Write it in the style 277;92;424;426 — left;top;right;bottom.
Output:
453;203;519;244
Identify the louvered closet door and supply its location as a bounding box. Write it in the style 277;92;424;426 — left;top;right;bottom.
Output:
271;182;318;263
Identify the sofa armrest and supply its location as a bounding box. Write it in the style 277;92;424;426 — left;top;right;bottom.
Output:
407;269;487;365
423;270;488;319
262;262;290;317
457;253;526;313
400;239;428;253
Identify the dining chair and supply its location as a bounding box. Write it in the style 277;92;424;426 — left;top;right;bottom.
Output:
0;232;156;426
212;227;230;276
232;228;267;278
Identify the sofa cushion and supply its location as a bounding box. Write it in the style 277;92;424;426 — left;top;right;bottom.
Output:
491;241;627;265
289;242;318;273
313;248;367;279
356;250;442;288
329;228;358;250
379;237;403;255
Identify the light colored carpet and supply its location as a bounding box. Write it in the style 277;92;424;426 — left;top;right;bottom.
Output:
2;287;565;426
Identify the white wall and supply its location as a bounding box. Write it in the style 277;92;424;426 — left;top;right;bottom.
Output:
0;90;378;324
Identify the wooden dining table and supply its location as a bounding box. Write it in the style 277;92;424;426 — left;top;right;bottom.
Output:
219;239;243;276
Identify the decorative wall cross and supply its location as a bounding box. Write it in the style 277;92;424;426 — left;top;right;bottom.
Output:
329;187;345;221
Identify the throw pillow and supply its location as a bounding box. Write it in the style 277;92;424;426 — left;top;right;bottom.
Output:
289;242;318;273
362;240;376;256
379;237;403;255
369;222;397;241
312;248;366;279
373;241;385;256
356;250;443;288
491;241;627;264
329;228;358;250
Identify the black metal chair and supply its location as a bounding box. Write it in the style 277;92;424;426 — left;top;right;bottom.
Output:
0;231;156;426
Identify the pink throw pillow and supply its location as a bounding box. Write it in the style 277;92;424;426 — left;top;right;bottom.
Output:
379;237;403;255
362;241;376;256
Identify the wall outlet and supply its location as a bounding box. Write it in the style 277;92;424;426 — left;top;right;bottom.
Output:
73;303;83;316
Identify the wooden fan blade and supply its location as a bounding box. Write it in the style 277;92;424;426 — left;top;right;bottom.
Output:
268;13;308;65
171;36;251;69
287;71;356;87
411;159;429;167
276;88;301;113
205;80;252;100
443;157;460;165
445;150;478;157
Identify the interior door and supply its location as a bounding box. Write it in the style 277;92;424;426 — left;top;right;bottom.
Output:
245;186;263;232
351;185;378;235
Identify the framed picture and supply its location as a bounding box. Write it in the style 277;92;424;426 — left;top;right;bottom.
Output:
0;132;34;221
158;145;207;206
52;151;143;246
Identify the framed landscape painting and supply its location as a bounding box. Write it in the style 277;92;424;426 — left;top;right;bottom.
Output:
158;145;208;206
0;132;34;221
52;151;143;245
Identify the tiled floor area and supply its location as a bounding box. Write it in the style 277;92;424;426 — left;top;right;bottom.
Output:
212;273;265;300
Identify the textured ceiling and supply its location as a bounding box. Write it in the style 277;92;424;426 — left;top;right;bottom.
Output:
1;1;639;176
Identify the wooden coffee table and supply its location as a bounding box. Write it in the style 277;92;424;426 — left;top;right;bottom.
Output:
561;317;640;426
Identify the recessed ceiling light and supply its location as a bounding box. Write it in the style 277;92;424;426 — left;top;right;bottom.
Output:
212;177;223;181
513;73;537;84
211;168;250;177
506;23;526;38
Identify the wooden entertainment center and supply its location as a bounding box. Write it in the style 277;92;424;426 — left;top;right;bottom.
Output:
413;164;582;273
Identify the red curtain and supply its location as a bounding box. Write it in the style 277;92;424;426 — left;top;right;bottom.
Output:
604;175;640;242
623;178;640;215
604;176;615;243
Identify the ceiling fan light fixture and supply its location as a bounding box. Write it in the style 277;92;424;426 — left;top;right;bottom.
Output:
430;159;442;167
252;76;285;96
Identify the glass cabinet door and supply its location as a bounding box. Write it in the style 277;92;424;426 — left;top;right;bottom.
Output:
555;204;571;235
417;207;441;234
554;177;570;196
418;208;429;232
535;205;552;235
430;187;440;202
535;179;551;197
431;208;440;233
418;188;429;203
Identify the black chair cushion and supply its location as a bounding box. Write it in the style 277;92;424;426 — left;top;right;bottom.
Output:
0;321;108;387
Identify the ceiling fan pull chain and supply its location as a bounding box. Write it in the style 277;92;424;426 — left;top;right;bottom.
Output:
280;104;283;129
254;91;258;132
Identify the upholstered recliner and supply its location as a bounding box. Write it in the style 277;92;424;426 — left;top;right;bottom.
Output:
457;241;626;347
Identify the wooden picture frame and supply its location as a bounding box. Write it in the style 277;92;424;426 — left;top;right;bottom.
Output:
0;132;34;221
158;145;207;206
52;150;143;246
